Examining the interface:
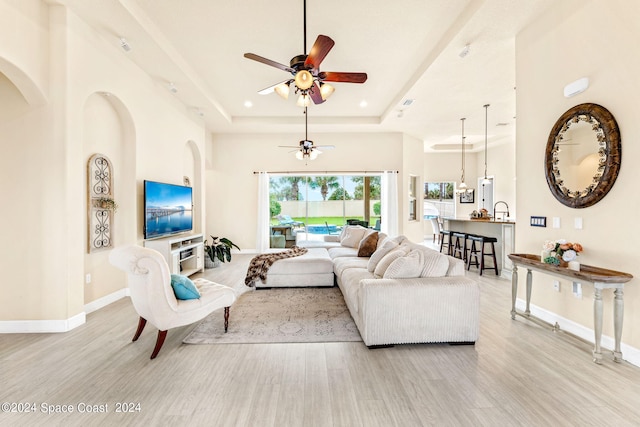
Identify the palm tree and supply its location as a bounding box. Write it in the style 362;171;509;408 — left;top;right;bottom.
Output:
308;176;341;201
277;176;304;201
352;176;381;200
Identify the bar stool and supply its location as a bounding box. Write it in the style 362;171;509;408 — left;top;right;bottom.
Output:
439;230;453;255
451;232;468;261
466;235;499;275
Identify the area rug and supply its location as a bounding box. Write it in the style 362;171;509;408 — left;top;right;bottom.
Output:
183;286;362;344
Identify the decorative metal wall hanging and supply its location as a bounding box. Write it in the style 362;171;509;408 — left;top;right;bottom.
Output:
87;153;115;252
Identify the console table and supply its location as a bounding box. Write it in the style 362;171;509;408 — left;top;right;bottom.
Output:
508;253;633;364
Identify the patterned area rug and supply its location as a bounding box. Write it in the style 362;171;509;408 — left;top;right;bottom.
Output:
183;286;362;344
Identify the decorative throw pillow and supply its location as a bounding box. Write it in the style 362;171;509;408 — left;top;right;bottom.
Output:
357;232;379;257
340;225;369;248
373;247;408;278
383;250;423;279
170;274;201;300
418;249;450;278
376;232;388;249
367;238;400;272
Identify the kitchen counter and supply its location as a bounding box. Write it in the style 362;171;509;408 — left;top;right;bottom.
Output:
444;217;515;224
444;217;516;278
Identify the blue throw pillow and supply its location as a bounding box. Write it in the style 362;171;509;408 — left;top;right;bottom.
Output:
170;274;201;300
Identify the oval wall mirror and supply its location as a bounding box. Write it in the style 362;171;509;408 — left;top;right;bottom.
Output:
544;103;621;208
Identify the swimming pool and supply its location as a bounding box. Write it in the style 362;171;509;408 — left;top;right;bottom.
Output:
305;224;341;234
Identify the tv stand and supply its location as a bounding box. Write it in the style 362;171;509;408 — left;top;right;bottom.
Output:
144;233;205;277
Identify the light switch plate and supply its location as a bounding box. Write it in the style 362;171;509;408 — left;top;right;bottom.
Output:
552;217;561;228
530;216;547;227
574;217;583;229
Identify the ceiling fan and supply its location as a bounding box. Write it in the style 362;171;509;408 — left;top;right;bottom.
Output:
280;107;335;161
244;0;367;106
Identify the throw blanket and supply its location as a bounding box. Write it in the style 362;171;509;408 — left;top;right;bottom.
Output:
245;246;308;287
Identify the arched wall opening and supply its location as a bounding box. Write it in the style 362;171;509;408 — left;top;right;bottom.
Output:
82;91;136;306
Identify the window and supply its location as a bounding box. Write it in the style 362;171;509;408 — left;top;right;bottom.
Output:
269;174;381;235
424;181;455;218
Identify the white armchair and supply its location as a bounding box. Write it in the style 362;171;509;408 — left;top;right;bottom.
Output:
109;245;236;359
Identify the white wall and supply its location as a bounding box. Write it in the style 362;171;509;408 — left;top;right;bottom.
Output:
516;0;640;352
0;3;207;327
207;132;407;250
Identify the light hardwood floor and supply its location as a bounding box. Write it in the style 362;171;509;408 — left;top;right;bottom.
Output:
2;248;640;426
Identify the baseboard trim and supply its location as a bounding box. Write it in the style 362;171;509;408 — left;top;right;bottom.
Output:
0;312;86;334
515;298;640;367
84;288;129;314
0;288;130;333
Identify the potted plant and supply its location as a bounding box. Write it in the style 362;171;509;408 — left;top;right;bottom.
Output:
95;196;118;212
204;236;240;268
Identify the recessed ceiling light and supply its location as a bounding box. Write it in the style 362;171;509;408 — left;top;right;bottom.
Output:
359;100;368;108
459;44;470;58
189;107;204;117
496;122;509;126
167;82;177;93
119;37;131;52
244;100;253;108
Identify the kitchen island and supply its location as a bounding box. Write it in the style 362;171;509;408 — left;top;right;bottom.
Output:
443;217;515;279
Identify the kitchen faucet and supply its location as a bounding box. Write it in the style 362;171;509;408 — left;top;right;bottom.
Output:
493;201;510;221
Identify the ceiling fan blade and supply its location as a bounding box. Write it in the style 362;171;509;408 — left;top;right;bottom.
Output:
309;81;325;104
258;80;291;95
278;145;302;148
244;53;294;73
320;71;368;83
316;145;335;150
304;35;335;69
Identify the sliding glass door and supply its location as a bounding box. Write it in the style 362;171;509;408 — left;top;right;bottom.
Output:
269;174;381;236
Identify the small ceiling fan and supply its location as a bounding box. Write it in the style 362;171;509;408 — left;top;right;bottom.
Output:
280;107;335;161
244;0;367;106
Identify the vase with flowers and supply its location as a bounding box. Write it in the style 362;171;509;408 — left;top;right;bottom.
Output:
542;239;583;267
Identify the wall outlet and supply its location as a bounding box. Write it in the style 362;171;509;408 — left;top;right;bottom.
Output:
572;282;582;298
85;273;92;284
553;280;561;292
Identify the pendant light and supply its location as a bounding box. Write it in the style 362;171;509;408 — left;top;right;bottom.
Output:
456;117;468;193
482;103;492;184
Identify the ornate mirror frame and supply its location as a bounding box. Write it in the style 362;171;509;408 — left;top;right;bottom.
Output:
545;103;621;209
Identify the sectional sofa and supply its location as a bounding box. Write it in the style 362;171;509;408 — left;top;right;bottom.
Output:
290;226;481;347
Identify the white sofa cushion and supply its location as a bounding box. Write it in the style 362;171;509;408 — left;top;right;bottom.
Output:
340;225;369;248
376;232;388;249
373;247;408;278
339;268;375;314
327;246;359;259
383;250;423;279
384;243;450;279
367;238;399;272
267;248;333;275
333;257;370;278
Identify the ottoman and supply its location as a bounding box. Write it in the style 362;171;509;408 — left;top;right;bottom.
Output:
258;248;334;288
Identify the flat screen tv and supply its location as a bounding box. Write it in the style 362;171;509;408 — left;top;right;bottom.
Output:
144;180;193;239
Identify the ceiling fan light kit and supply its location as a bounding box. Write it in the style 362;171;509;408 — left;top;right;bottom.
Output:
319;82;335;100
296;94;311;107
244;0;367;106
274;82;291;99
294;69;314;90
278;107;335;162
